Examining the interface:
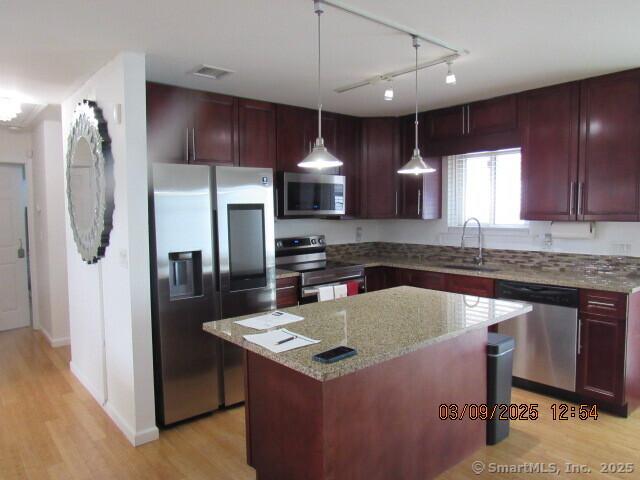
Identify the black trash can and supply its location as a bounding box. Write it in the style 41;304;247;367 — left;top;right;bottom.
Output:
487;332;515;445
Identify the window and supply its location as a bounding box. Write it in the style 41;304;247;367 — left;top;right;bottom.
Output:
447;148;526;227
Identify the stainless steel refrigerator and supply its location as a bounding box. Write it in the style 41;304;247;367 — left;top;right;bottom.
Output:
149;164;276;426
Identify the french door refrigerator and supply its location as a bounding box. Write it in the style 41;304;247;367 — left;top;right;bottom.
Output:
150;163;276;426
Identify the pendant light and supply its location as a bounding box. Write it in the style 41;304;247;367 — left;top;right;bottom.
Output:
298;0;343;170
398;36;436;175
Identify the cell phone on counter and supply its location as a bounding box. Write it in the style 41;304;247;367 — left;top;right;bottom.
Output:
312;346;357;364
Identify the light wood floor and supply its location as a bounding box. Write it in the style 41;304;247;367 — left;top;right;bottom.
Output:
1;327;639;479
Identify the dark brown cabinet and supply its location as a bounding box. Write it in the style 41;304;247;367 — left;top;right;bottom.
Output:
399;114;442;220
578;69;640;221
424;94;519;156
445;274;495;297
336;114;361;217
360;118;400;218
365;267;389;292
577;314;626;405
275;105;338;174
146;83;238;166
191;91;238;166
520;83;580;221
238;99;276;169
146;82;191;164
276;276;299;308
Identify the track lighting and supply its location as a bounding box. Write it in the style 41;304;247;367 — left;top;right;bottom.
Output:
383;79;394;101
445;61;456;85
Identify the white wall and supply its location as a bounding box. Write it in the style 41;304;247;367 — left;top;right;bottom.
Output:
275;219;380;244
62;52;157;446
31;107;70;346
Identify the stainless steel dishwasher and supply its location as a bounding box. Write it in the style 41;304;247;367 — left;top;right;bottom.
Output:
496;280;579;392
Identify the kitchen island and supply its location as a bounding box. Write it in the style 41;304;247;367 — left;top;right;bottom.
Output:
204;286;531;480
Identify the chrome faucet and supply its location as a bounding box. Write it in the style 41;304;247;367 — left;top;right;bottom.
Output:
461;217;484;265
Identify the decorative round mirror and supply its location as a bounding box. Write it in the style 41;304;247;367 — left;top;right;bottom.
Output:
66;100;114;264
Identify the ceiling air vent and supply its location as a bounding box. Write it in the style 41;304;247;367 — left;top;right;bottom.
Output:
192;64;234;80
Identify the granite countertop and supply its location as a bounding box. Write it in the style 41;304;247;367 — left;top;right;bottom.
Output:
203;286;531;381
337;255;640;294
276;268;300;280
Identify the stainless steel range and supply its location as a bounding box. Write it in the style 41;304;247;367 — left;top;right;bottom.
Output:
275;235;365;303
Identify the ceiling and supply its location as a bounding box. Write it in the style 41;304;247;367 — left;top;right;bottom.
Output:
1;0;639;117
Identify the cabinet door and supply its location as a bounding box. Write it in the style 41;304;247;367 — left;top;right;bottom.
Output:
336;115;361;217
468;94;518;136
146;82;190;164
361;118;399;218
238;99;276;169
445;274;495;297
365;267;388;292
577;314;626;405
276;276;299;308
520;83;580;220
399;114;442;219
276;105;311;173
578;70;640;221
409;270;446;291
192;91;238;166
425;106;464;141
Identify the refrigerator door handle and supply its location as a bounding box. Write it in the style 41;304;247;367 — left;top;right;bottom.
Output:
212;210;220;291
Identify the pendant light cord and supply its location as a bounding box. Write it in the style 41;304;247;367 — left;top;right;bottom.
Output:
316;3;322;141
414;36;419;151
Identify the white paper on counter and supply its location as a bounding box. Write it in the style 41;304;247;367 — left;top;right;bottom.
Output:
333;284;348;299
234;311;304;330
318;285;335;302
243;328;320;353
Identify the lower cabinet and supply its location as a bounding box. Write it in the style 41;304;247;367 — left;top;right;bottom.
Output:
365;267;389;292
445;274;495;298
276;276;299;308
577;313;626;405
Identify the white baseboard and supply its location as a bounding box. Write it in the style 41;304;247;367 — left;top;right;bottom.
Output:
105;402;159;446
40;327;70;348
69;361;159;447
69;360;105;405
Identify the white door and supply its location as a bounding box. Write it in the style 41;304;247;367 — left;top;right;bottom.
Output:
0;164;30;331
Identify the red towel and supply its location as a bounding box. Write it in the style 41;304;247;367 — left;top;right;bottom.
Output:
346;280;360;296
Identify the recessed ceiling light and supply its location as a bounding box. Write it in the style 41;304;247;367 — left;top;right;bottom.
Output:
191;64;234;80
0;97;22;122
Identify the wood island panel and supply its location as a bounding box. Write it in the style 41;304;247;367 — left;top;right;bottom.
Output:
245;328;488;480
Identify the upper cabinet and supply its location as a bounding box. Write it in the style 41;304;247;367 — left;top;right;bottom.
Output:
399;113;442;220
238;99;276;169
191;91;238;166
146;83;238;166
335;114;361;217
520;69;640;222
360;117;400;218
424;94;519;156
275;105;338;174
578;69;640;221
146;83;191;164
520;83;580;221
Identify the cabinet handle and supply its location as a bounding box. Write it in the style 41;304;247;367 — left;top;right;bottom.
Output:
569;182;576;216
275;187;279;219
185;128;190;163
395;191;398;216
577;319;582;356
191;128;196;163
466;105;470;134
587;300;616;308
461;106;465;135
417;189;421;217
276;285;297;292
577;182;584;216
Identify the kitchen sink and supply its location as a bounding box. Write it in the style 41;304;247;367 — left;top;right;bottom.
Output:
437;263;500;273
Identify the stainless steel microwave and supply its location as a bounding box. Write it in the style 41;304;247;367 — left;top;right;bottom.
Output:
276;172;346;217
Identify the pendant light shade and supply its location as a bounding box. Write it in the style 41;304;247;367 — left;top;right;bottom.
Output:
299;0;343;170
398;36;435;176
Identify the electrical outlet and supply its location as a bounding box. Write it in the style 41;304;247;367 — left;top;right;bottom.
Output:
355;226;363;243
